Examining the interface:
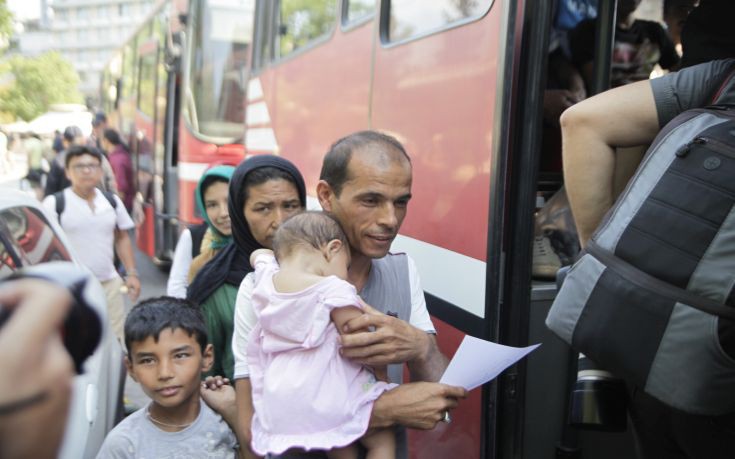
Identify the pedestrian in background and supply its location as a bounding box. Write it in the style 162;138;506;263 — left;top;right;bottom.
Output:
102;128;134;212
42;145;139;343
88;111;107;151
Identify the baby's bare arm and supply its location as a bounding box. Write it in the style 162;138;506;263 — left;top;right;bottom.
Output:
330;306;364;335
249;249;273;268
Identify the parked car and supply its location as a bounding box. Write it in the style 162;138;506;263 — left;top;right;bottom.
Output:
0;189;124;458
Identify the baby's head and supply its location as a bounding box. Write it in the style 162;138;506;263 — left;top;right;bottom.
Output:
124;296;213;411
273;211;350;279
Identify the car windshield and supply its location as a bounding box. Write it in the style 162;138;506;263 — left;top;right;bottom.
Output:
183;0;254;142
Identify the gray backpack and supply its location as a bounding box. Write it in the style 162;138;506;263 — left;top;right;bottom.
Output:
546;74;735;415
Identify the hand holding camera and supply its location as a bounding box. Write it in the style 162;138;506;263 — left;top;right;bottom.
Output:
0;263;104;458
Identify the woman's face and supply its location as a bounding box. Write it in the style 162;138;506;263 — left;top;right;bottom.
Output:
203;181;231;236
243;178;303;248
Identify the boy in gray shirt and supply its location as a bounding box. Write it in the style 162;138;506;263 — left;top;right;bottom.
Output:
97;297;242;458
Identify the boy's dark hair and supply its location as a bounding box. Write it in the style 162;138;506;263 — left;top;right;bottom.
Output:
319;130;410;196
273;211;348;260
124;296;208;355
65;145;103;168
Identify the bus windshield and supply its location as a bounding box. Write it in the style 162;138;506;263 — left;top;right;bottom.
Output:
184;0;254;142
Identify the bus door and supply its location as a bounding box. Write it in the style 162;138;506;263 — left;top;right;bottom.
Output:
161;10;186;264
500;0;671;458
369;1;503;458
136;21;175;264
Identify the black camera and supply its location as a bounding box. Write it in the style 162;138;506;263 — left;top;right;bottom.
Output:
0;262;103;374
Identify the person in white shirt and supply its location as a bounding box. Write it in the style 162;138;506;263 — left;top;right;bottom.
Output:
43;145;139;342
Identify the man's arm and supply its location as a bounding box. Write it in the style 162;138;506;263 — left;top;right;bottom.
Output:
561;79;660;246
114;229;140;301
369;382;467;430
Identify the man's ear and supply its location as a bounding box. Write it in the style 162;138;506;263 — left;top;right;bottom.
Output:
316;180;334;212
324;239;343;261
124;355;137;382
201;343;214;373
64;168;72;181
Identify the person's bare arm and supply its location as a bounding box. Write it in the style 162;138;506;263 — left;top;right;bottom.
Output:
249;249;273;269
368;382;467;430
114;228;140;301
561;79;661;246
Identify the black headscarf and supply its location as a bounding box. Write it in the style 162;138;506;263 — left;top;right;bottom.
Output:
187;155;306;305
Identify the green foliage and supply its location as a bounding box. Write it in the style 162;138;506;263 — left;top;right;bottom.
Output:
0;52;83;121
0;0;13;45
279;0;336;57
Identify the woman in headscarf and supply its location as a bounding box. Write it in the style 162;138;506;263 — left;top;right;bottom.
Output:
166;164;235;298
188;155;306;381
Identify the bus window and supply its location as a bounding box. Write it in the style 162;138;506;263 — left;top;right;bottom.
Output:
343;0;373;26
138;50;158;119
184;0;253;141
386;0;494;43
277;0;337;57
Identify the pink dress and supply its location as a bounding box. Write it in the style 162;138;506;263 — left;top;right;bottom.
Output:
247;254;396;455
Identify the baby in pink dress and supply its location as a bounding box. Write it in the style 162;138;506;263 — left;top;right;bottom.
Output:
247;211;396;459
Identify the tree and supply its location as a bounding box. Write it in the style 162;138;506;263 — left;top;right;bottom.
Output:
0;51;83;121
0;0;13;49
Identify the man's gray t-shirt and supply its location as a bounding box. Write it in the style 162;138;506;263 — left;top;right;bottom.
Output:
651;58;735;127
96;400;237;458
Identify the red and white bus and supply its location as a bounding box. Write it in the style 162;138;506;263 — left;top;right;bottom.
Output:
242;1;658;458
101;0;251;263
103;0;678;457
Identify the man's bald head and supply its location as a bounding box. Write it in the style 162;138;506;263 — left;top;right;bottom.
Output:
319;130;411;196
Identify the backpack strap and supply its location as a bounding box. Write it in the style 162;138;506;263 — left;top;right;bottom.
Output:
101;190;118;210
54;189;118;228
53;191;65;223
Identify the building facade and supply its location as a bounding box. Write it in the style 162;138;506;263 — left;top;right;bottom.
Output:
50;0;156;105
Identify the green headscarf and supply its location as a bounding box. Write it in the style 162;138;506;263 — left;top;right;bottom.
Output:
195;164;235;250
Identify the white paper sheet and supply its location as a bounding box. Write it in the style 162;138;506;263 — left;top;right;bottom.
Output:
439;336;540;391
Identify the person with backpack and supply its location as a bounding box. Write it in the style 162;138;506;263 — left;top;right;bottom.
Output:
42;145;139;343
557;59;735;457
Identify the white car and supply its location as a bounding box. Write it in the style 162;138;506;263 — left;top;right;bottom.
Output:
0;189;124;458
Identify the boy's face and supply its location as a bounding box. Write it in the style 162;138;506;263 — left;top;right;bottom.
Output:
126;328;213;410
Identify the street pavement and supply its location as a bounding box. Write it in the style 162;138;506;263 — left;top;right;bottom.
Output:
1;154;169;413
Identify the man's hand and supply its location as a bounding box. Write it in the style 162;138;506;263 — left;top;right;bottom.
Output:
340;303;430;367
370;382;467;430
125;275;140;302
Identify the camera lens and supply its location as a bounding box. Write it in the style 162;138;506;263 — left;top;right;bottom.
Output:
569;355;627;432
